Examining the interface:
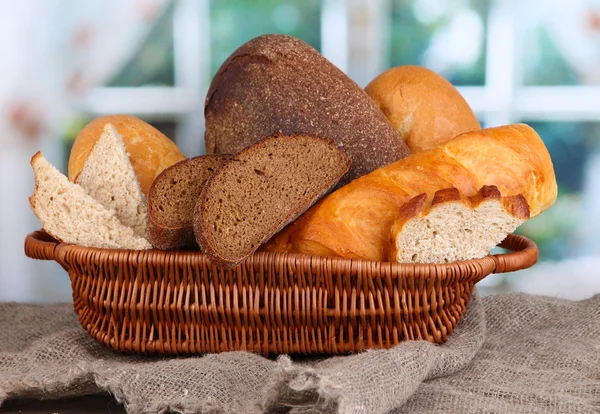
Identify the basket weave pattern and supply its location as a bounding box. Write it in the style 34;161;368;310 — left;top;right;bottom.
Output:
24;231;537;355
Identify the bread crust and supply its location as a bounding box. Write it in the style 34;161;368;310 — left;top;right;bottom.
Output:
194;134;350;269
365;65;481;153
147;218;197;251
500;194;531;220
398;192;427;221
147;154;230;250
393;185;530;234
431;188;461;206
68;115;186;195
204;34;410;187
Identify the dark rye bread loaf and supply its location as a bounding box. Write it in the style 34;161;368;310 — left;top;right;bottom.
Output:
194;134;350;268
204;34;410;187
147;154;230;250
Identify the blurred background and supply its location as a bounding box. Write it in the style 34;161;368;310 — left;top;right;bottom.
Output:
1;0;599;303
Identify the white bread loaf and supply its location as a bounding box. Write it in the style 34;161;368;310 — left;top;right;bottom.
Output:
365;65;481;153
68;115;186;196
389;186;530;264
263;124;557;262
29;152;151;250
75;124;148;238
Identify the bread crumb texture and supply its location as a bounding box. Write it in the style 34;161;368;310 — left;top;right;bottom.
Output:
391;186;529;264
29;152;151;250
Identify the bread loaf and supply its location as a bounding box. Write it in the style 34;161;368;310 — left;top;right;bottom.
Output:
147;154;230;250
194;134;350;268
68;115;186;195
204;34;410;186
75;124;148;239
29;152;151;250
389;186;530;264
263;124;557;262
365;65;480;153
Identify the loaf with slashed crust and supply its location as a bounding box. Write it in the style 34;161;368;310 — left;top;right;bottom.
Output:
263;124;557;262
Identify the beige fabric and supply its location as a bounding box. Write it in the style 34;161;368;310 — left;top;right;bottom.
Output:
0;291;599;414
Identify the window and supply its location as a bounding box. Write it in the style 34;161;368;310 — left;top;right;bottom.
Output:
390;0;489;86
6;0;599;302
210;0;321;77
77;0;323;161
515;122;599;260
107;2;176;88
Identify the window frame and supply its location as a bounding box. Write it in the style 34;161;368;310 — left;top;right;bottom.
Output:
79;0;600;153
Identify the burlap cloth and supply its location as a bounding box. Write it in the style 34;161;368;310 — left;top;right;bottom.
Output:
0;290;599;413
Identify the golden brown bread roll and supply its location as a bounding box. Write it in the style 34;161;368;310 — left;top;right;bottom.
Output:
68;115;186;195
263;124;557;262
365;65;481;153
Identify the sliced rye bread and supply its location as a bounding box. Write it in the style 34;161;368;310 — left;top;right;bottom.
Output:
194;134;351;268
390;185;530;264
147;154;230;250
205;34;410;187
75;124;148;239
29;152;151;250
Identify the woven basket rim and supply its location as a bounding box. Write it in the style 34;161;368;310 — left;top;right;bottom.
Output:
24;229;538;277
23;229;539;354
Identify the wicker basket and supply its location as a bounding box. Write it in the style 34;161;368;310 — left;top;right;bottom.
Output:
24;230;537;355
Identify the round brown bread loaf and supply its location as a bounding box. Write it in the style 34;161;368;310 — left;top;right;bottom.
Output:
68;115;186;195
204;34;411;186
365;66;480;153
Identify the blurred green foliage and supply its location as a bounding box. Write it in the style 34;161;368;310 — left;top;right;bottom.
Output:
517;122;600;260
108;1;175;87
106;0;322;88
209;0;321;77
523;26;579;86
63;113;92;144
516;190;581;260
390;0;489;86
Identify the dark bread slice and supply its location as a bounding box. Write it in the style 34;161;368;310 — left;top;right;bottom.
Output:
205;34;410;187
147;154;230;250
194;134;351;268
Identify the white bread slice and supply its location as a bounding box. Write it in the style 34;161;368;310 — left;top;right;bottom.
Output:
75;123;148;238
29;152;151;250
390;185;530;264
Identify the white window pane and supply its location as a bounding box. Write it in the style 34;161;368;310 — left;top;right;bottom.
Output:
209;0;322;77
390;0;489;86
522;0;600;86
